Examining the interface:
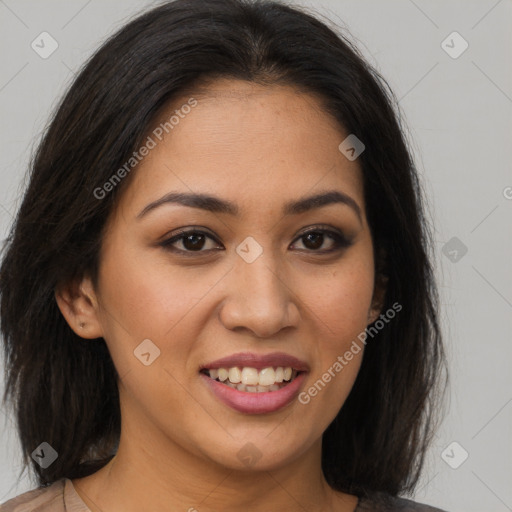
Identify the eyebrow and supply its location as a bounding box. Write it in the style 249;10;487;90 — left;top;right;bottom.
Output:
137;190;362;223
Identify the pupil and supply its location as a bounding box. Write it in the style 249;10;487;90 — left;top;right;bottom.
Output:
183;233;205;251
304;232;323;249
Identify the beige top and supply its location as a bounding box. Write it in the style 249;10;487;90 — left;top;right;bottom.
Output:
0;479;88;512
0;478;447;511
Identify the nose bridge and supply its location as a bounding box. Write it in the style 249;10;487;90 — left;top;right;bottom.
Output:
219;246;298;337
240;254;284;307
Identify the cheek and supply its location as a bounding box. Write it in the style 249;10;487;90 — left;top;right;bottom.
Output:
98;242;204;358
297;254;374;408
99;238;209;333
303;257;375;343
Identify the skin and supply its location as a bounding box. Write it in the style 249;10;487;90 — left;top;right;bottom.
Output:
56;78;385;512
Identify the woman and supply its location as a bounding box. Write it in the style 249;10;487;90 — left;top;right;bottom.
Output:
0;0;448;510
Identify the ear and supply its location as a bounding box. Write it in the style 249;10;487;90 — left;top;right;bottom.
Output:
55;275;104;339
367;272;388;324
367;247;388;324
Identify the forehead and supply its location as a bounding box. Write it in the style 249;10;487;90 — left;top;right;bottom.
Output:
118;79;364;217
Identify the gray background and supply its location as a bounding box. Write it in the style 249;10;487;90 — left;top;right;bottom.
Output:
0;1;511;511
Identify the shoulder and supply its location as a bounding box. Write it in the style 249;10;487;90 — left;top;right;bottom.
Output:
0;479;69;512
357;493;448;511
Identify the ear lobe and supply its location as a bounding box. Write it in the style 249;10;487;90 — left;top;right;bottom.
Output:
54;276;104;339
367;245;388;324
368;271;388;325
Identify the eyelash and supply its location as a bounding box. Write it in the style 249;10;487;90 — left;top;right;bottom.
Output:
159;225;353;257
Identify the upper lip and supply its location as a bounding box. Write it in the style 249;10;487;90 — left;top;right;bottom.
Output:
200;352;310;372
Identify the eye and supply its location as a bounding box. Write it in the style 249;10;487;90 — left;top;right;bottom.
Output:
290;227;353;252
160;229;223;254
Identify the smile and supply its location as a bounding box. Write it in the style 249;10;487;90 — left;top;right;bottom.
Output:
199;352;310;414
200;366;301;393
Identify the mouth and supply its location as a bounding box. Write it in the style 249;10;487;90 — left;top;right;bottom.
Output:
199;352;309;414
200;366;303;393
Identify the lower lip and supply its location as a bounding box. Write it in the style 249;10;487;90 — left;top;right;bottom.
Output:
200;372;307;414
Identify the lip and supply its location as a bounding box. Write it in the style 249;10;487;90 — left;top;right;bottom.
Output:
199;351;310;372
200;371;307;414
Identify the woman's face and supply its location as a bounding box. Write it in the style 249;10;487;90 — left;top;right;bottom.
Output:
75;79;382;472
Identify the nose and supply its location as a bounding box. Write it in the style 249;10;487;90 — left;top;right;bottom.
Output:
219;253;300;338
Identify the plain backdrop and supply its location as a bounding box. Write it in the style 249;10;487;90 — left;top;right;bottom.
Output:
0;1;511;511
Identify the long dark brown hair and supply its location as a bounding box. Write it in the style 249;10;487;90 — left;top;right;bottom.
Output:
0;0;447;500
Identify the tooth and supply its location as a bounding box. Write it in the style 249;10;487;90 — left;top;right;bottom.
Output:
217;368;229;381
283;367;292;381
241;367;259;386
257;385;269;392
258;367;276;386
209;369;218;379
246;385;258;392
269;384;280;391
225;381;236;388
236;383;246;391
275;367;284;383
228;367;242;383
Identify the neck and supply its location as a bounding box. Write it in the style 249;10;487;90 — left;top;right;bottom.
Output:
72;401;358;512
